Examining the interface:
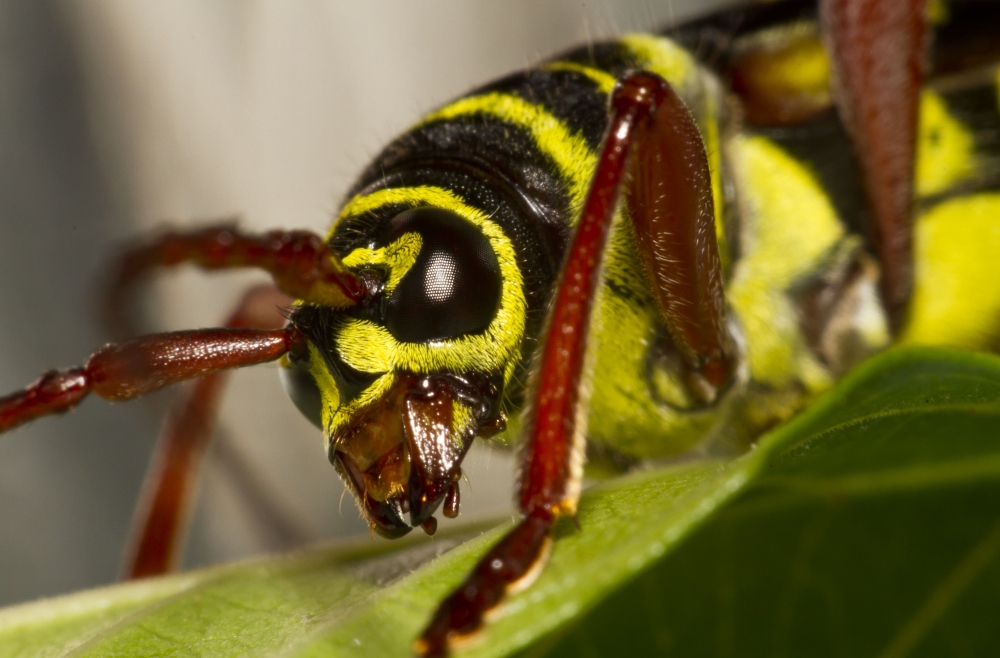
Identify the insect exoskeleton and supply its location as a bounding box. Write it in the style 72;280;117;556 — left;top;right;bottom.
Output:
2;0;1000;655
269;0;1000;652
276;27;887;541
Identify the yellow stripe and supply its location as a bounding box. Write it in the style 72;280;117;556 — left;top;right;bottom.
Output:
543;61;616;95
703;92;729;273
335;185;526;380
341;232;422;292
916;90;975;197
307;342;341;436
422;93;596;216
620;33;698;91
728;135;847;388
328;373;396;441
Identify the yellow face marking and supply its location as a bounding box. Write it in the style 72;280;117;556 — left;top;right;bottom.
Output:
543;62;616;95
341;232;422;292
451;401;476;450
327;372;397;443
317;186;528;445
422;93;596;217
335;186;526;381
306;342;341;434
901;193;1000;351
916;90;976;197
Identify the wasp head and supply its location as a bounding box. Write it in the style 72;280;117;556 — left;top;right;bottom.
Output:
280;204;523;537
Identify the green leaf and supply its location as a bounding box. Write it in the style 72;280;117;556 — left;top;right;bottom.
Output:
2;346;1000;657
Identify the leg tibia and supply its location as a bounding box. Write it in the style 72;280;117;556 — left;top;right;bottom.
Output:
626;72;734;403
416;512;554;657
86;328;292;401
820;0;927;330
105;225;364;337
0;325;300;435
0;370;88;433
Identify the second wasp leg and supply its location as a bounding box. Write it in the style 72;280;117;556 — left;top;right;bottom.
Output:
123;285;292;579
0;325;302;434
104;223;364;338
417;71;690;657
820;0;927;331
625;70;734;404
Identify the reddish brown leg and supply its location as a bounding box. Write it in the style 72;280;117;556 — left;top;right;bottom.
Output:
417;70;731;656
626;75;735;403
123;285;292;579
820;0;928;331
0;324;303;434
104;224;364;338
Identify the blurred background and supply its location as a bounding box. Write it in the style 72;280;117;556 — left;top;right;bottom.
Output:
0;0;733;607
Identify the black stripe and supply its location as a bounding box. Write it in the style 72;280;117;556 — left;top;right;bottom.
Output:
348;115;573;236
475;68;609;150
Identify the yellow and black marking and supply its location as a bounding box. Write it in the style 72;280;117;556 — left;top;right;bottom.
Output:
285;0;1000;467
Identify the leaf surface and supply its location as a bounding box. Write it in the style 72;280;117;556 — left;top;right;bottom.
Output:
2;346;999;657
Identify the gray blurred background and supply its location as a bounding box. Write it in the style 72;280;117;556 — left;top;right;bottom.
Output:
0;0;732;607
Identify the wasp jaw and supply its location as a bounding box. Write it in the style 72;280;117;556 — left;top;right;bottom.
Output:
330;373;481;538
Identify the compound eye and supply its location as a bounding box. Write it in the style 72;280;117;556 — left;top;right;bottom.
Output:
279;352;323;429
384;207;502;343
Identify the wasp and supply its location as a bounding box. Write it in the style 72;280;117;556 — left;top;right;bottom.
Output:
2;0;1000;655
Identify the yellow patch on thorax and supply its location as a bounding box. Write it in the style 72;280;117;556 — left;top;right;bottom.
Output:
900;193;1000;351
916;90;976;197
728;135;846;390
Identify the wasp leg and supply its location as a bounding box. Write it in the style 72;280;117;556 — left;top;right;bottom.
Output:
122;285;292;579
625;70;735;405
820;0;928;331
0;322;301;435
104;224;364;337
417;70;708;657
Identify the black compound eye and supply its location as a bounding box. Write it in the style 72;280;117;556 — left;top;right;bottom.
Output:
383;207;502;343
279;353;323;429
